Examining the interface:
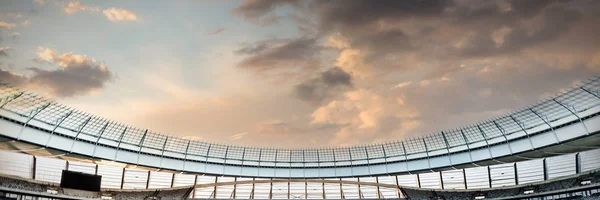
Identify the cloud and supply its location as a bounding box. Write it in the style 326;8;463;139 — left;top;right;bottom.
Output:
0;22;16;29
0;68;27;86
310;89;420;145
10;32;20;38
207;27;225;35
293;67;353;105
229;132;248;140
236;37;321;77
231;0;299;26
35;0;45;5
0;48;114;97
102;8;137;21
27;48;114;97
0;47;9;57
392;81;412;89
64;1;97;14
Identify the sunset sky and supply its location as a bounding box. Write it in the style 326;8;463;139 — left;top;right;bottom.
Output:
1;0;599;148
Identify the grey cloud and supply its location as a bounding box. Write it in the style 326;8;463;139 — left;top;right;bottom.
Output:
231;0;299;26
293;67;352;105
391;64;595;136
0;49;7;57
0;68;27;85
2;48;113;98
314;0;450;31
459;5;582;58
27;65;113;97
207;27;225;35
236;37;320;72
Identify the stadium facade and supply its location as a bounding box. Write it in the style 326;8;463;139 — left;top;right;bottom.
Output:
0;77;599;199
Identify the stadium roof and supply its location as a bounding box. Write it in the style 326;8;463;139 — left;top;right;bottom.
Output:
0;77;599;178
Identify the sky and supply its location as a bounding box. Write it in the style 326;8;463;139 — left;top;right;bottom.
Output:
0;0;599;148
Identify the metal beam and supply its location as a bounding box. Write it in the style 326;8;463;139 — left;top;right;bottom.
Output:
92;122;111;158
69;116;92;153
440;131;455;169
135;129;149;166
18;102;51;140
530;108;560;143
159;136;169;170
113;127;128;161
553;98;590;135
492;120;513;155
0;92;23;108
580;86;600;100
45;110;73;147
182;140;191;171
459;129;477;167
510;115;535;150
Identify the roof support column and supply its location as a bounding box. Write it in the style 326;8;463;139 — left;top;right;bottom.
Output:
0;92;23;108
159;137;169;170
440;131;454;169
182;141;191;172
19;102;51;139
113;127;128;161
92;122;111;159
135;129;149;166
554;99;590;135
69;116;92;153
459;129;476;167
401;142;410;173
476;124;499;164
45;110;73;147
530;108;560;143
422;138;432;171
580;86;600;100
510;115;535;150
492;120;513;155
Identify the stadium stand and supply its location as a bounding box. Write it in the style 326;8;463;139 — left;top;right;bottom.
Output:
1;77;600;199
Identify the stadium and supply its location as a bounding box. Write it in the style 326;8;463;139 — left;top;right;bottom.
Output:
1;76;600;200
1;1;600;199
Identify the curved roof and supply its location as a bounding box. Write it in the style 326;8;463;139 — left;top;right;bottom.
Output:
0;77;599;168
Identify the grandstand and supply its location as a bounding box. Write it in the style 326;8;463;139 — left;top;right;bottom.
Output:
0;77;599;199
